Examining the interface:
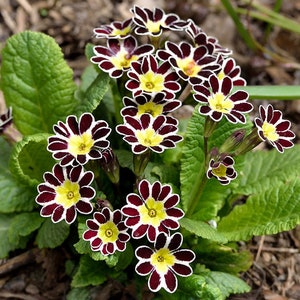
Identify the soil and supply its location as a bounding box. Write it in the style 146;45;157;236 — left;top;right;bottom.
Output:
0;0;300;299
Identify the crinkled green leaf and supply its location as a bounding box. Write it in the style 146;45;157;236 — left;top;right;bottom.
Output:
0;214;15;258
178;266;250;300
9;212;43;245
75;68;110;116
36;218;70;248
0;137;36;212
194;239;253;275
67;287;91;300
218;177;300;241
71;255;108;288
180;217;228;244
235;145;300;195
180;108;205;212
9;133;53;187
0;31;77;135
205;271;250;298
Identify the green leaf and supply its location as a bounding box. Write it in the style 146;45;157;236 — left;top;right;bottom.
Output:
0;214;15;258
180;108;205;212
36;218;70;248
75;68;110;116
67;287;91;300
178;266;250;299
0;137;36;213
180;217;228;244
218;177;300;241
234;145;300;195
194;240;253;275
206;271;250;299
0;31;77;135
8;212;44;248
10;133;53;187
9;212;44;244
71;255;108;288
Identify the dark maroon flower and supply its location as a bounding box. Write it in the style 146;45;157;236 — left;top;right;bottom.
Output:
121;92;181;118
217;57;246;86
48;113;111;167
157;41;220;84
116;113;183;154
207;153;237;185
91;36;154;78
131;6;188;37
121;179;184;242
126;54;181;100
193;74;253;123
93;18;134;39
186;20;232;56
254;104;295;153
35;164;95;224
83;207;130;255
135;232;195;293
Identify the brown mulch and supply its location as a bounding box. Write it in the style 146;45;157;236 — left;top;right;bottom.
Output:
1;1;300;299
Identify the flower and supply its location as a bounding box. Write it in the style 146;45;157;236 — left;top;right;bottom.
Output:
91;36;154;78
131;6;187;37
93;18;134;39
0;107;13;133
83;207;130;255
217;57;246;86
116;113;183;154
35;164;95;224
207;153;237;185
157;41;219;85
121;179;184;242
121;92;181;118
48;113;111;166
185;19;232;56
254;104;295;153
193;74;253;123
135;232;195;293
126;54;181;100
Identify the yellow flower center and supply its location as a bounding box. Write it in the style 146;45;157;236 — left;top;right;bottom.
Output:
110;49;138;69
139;71;165;93
137;102;163;118
212;164;227;178
111;26;131;37
55;180;81;208
176;57;202;77
98;220;119;244
136;128;164;147
146;20;163;34
262;121;279;142
68;132;94;156
208;92;234;113
138;197;167;227
150;248;175;274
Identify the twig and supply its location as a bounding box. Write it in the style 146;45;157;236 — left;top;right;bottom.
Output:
0;248;39;277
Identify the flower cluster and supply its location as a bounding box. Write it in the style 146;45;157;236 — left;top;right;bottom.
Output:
31;4;297;296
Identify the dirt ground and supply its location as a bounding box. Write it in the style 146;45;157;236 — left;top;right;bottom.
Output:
1;0;300;299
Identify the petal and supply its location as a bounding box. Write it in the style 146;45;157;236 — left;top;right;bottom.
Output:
149;270;162;292
136;261;153;275
171;264;193;276
135;246;154;259
164;270;177;293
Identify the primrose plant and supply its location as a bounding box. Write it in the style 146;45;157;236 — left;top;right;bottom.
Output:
0;5;299;299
